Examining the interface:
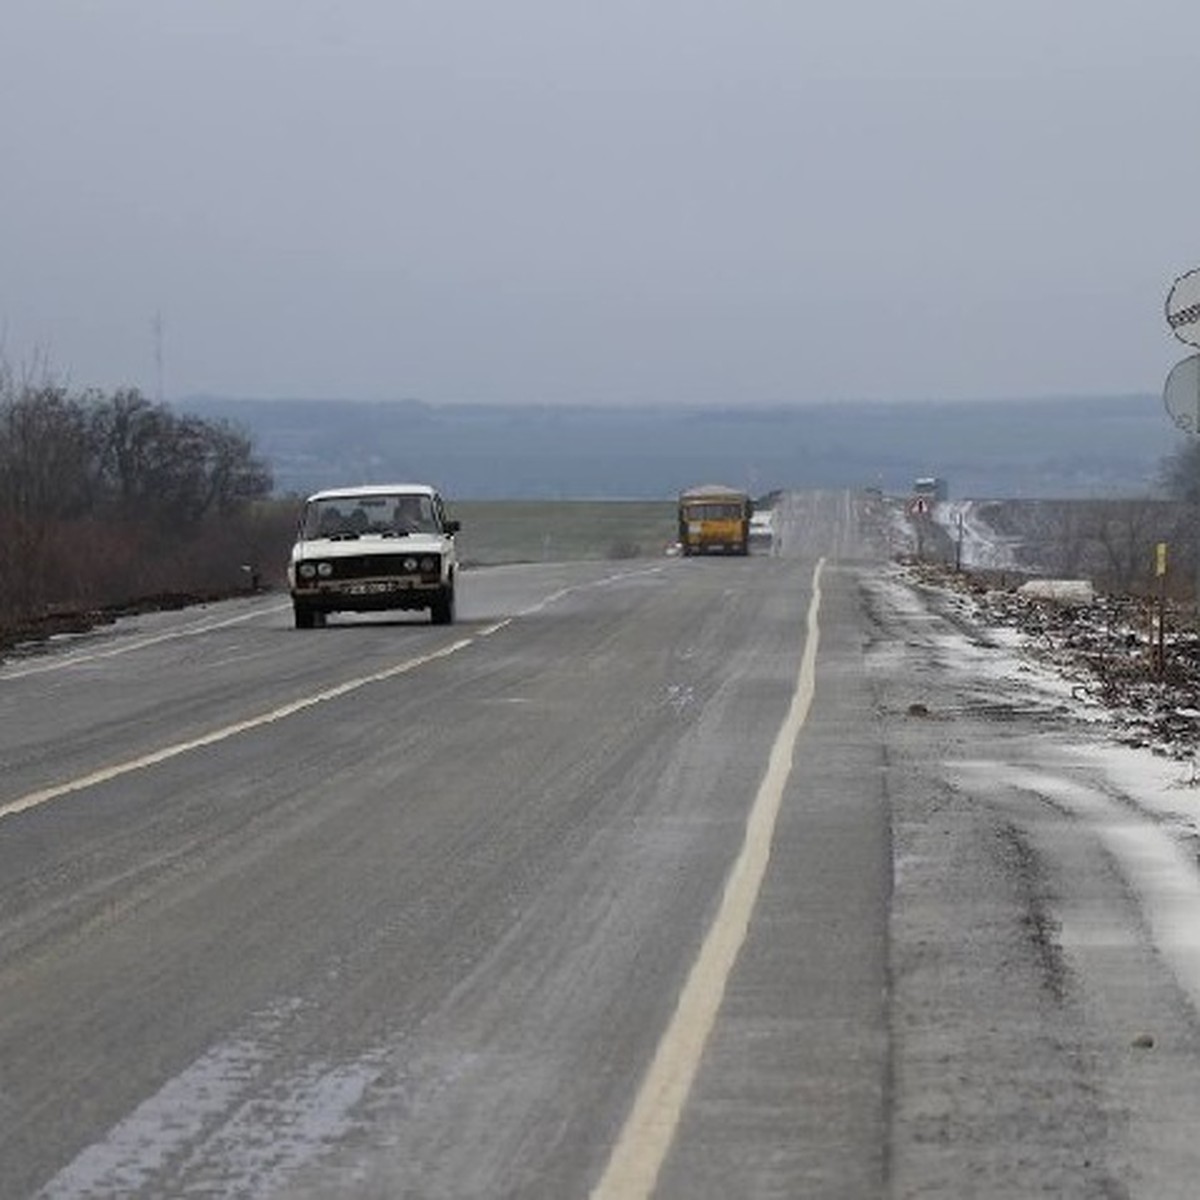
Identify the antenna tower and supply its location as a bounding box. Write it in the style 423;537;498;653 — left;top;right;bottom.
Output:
152;310;165;404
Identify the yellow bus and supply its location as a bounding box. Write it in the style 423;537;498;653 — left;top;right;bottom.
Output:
677;485;752;556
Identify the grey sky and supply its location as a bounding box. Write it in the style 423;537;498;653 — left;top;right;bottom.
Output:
2;0;1198;405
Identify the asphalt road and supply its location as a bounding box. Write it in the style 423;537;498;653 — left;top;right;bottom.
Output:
2;490;1200;1198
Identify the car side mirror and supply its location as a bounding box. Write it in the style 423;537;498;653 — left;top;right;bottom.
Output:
445;519;461;534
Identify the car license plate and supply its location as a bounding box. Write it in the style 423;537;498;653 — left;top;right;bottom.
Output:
345;580;400;595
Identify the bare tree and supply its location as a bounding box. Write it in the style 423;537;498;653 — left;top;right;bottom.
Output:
1160;439;1200;506
0;378;275;626
90;390;271;526
1081;500;1172;594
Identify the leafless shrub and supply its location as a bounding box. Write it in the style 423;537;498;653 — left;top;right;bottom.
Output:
0;363;275;633
981;498;1190;597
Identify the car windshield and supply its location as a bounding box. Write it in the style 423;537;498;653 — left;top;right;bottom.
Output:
685;502;743;520
302;493;437;538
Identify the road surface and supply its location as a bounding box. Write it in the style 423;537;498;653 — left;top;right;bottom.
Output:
1;490;1198;1198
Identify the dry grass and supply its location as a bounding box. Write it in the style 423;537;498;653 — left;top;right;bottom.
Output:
449;500;677;565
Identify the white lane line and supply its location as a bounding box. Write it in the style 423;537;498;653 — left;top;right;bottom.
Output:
518;566;665;618
0;603;291;679
0;637;473;823
1;566;662;680
0;566;666;823
590;557;826;1200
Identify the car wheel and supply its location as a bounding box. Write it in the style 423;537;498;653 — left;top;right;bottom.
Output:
294;601;316;629
430;582;456;625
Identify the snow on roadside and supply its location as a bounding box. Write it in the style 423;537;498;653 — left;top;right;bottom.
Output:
874;556;1200;1006
932;499;1023;570
898;558;1200;756
876;553;1200;1094
890;558;1200;819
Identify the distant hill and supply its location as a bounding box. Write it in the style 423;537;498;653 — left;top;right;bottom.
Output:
175;394;1182;501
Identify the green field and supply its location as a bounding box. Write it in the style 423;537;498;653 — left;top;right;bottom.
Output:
449;500;677;565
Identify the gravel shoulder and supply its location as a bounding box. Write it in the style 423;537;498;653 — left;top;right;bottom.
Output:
865;563;1200;1199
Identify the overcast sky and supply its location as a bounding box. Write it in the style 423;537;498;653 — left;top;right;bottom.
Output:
2;1;1198;406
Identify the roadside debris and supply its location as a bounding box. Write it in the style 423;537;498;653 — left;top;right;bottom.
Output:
901;560;1200;762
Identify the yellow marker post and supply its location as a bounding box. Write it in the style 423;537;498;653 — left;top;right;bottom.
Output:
1155;542;1168;674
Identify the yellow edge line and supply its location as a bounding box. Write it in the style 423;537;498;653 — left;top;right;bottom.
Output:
590;556;826;1200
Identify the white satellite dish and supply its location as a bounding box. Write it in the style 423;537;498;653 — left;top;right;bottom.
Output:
1164;354;1200;435
1166;268;1200;348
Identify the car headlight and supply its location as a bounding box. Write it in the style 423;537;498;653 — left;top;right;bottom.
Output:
403;557;419;571
317;561;333;577
420;556;436;572
298;562;317;579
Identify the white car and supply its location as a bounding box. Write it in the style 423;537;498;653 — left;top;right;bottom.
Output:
287;484;460;628
748;508;775;549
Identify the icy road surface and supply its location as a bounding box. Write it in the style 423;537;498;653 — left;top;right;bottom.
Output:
4;491;1200;1197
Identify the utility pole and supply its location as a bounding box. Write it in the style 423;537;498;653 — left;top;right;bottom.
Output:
152;310;165;404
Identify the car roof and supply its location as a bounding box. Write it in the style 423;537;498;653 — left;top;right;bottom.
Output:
305;484;440;502
679;484;747;499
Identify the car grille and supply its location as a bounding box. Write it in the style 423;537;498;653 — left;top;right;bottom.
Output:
316;554;440;581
